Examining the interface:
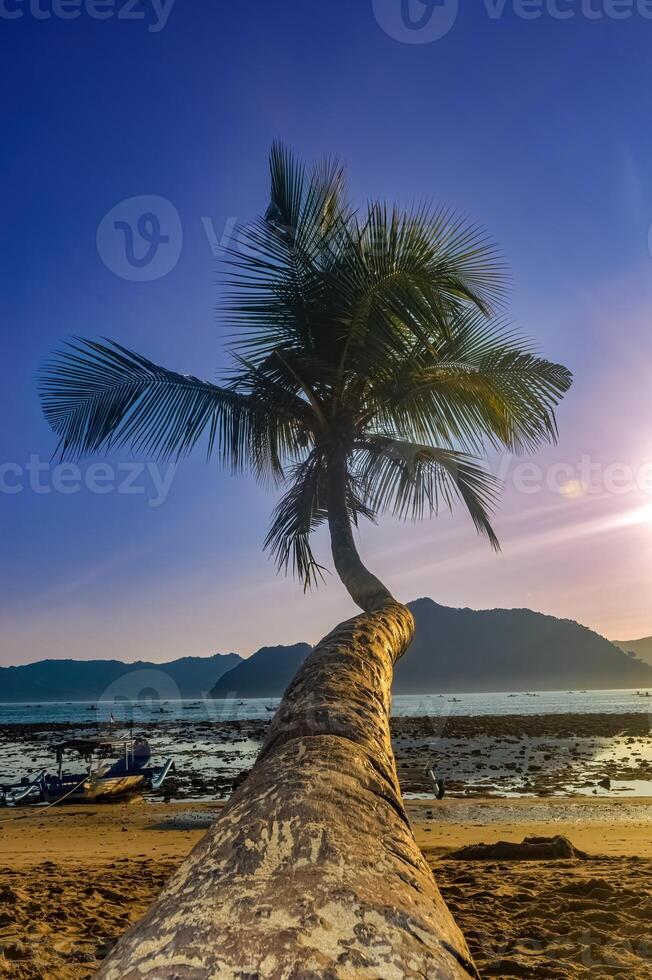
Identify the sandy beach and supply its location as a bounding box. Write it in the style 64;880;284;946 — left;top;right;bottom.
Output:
1;712;650;977
1;795;651;978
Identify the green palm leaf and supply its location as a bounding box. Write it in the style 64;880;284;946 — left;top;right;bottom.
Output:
39;145;572;601
39;338;303;478
354;436;501;549
263;454;329;591
369;312;572;453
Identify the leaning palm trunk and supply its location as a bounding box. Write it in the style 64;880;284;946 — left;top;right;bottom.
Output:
97;601;478;979
43;147;570;979
98;464;479;977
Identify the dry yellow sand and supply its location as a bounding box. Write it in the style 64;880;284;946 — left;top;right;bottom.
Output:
0;798;650;978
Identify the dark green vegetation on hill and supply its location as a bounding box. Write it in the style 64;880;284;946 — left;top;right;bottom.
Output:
397;599;652;692
0;653;241;702
211;599;652;697
614;636;652;667
210;644;313;699
6;601;650;703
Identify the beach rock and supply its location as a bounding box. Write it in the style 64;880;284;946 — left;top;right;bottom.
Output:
446;835;588;861
0;885;23;904
1;940;31;960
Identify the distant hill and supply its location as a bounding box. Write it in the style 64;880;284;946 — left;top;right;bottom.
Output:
614;636;652;667
0;653;242;702
398;599;652;693
210;644;313;699
211;599;652;698
6;603;651;702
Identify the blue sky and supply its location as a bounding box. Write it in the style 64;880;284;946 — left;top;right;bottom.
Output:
2;1;652;665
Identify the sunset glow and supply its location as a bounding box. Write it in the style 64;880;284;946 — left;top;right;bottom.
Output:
3;9;652;665
621;502;652;527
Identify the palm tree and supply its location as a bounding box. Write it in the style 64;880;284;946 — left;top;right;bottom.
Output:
40;145;571;978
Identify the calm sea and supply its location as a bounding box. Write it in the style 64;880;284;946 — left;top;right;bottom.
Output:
0;688;650;725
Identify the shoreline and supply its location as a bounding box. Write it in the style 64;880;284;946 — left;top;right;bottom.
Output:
2;796;652;867
1;713;651;976
4;712;649;801
2;708;650;731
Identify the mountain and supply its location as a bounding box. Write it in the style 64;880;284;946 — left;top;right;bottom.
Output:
211;600;652;698
614;636;652;667
0;653;242;702
210;644;313;699
7;603;651;702
397;599;652;692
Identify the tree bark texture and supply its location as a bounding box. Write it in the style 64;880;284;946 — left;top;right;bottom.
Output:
97;602;478;979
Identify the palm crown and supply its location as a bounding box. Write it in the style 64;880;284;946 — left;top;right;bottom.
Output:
40;144;572;604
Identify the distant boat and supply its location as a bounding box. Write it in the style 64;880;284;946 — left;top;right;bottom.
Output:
1;735;173;806
265;705;275;712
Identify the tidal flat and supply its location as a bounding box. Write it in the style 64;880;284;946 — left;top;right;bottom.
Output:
1;712;650;802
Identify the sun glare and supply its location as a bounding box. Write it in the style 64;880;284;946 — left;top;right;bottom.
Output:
560;479;585;500
620;503;652;527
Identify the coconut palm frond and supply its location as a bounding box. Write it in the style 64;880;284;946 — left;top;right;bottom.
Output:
39;338;303;478
354;436;501;550
264;452;376;590
332;203;506;378
368;312;572;453
39;145;572;590
223;144;353;362
263;454;329;591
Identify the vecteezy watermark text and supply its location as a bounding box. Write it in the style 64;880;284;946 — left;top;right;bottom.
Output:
372;0;652;44
100;202;456;283
495;453;652;498
0;456;177;507
0;0;175;30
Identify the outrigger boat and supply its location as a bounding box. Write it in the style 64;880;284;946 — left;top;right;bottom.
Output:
1;735;173;806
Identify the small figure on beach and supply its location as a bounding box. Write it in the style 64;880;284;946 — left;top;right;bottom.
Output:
427;769;446;800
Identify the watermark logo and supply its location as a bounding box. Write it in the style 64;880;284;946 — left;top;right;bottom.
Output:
96;195;182;281
374;0;652;43
0;0;175;31
0;455;177;507
372;0;459;43
97;669;182;723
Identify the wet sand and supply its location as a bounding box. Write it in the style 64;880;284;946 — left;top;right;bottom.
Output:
2;713;651;801
1;797;651;978
1;714;650;977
